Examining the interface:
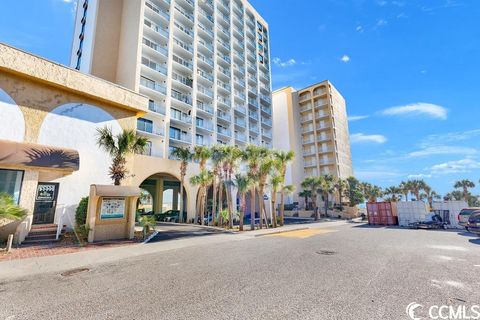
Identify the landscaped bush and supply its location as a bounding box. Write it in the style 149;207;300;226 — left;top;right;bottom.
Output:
75;197;89;227
0;193;27;227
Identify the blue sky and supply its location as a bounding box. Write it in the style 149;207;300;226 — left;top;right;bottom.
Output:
0;0;479;195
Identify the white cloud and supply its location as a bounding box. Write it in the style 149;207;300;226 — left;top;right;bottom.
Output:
355;170;402;180
381;102;448;120
350;133;387;144
341;55;350;63
377;0;387;6
375;19;388;27
408;174;432;179
407;146;478;158
420;129;480;148
348;115;370;122
356;26;364;33
430;158;480;175
272;57;297;68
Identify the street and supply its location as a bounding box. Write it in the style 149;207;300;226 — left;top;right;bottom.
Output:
1;222;479;320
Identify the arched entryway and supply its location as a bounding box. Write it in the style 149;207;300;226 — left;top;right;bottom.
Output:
138;173;187;222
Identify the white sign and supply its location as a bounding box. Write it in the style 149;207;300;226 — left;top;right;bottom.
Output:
100;197;126;220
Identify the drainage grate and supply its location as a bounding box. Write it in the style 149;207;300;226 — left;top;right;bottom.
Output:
316;250;336;255
61;268;89;277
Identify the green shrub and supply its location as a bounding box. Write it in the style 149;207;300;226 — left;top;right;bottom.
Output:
0;193;27;222
75;197;89;227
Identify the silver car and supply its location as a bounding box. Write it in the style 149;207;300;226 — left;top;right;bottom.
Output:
458;208;480;230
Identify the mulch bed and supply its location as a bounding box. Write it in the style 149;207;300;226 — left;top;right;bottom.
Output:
0;231;151;262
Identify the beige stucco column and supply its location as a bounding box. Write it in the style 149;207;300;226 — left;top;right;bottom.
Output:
155;178;164;213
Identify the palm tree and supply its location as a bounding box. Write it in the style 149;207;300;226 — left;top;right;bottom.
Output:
421;185;441;208
454;179;476;201
210;145;225;226
235;174;251;231
298;190;312;209
444;190;464;201
257;155;274;228
171;147;192;223
273;150;295;226
335;178;349;205
193;146;212;223
319;175;335;217
138;215;156;240
301;177;322;220
242;145;269;230
96;127;148;185
190;170;213;225
363;183;383;203
409;180;426;201
398;181;411;201
384;186;402;202
270;174;283;228
222;146;242;229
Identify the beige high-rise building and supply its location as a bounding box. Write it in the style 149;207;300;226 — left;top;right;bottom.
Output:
272;81;353;206
70;0;273;158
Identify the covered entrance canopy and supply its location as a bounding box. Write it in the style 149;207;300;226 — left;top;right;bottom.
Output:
0;139;80;173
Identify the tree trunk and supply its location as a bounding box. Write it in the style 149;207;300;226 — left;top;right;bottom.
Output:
239;194;245;231
271;191;277;228
324;194;329;217
250;187;256;230
179;179;184;223
280;190;285;226
212;177;217;226
258;188;268;229
201;188;207;226
313;195;319;221
227;183;233;229
218;181;224;227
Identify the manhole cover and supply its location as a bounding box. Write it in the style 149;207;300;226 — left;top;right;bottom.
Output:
61;267;89;277
316;250;336;255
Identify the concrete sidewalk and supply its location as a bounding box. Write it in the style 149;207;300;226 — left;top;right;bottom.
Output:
0;220;347;281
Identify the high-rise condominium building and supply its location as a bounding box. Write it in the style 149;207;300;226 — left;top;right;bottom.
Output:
272;81;353;205
70;0;273;159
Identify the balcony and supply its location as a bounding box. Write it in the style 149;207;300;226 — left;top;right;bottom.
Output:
300;104;312;113
199;8;214;24
198;22;214;38
316;135;331;142
142;56;167;76
234;117;246;128
196;119;214;132
248;98;258;108
302;137;315;144
262;129;272;139
137;121;164;137
261;105;272;115
148;101;166;115
304;161;317;168
217;126;232;137
171;111;192;125
217;52;231;65
235;132;247;142
197;85;213;98
301;115;313;122
198;39;214;52
217;111;232;122
261;117;272;127
249;125;259;134
172;72;193;88
248;110;259;120
301;125;314;133
173;37;193;54
217;80;231;93
145;1;170;22
144;18;169;40
140;77;167;95
217;96;231;108
234;90;246;101
197;53;214;68
197;69;214;83
171;90;192;106
142;38;168;57
315;112;329;119
174;5;194;23
172;54;193;70
196;101;214;115
316;124;332;131
303;148;316;156
170;132;192;144
174;21;194;39
235;104;246;115
260;94;271;103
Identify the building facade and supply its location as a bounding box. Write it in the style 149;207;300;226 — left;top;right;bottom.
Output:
272;81;354;207
70;0;273;159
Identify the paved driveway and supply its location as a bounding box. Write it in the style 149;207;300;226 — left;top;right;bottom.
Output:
149;222;232;242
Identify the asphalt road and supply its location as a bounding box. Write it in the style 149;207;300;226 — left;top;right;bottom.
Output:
1;223;479;320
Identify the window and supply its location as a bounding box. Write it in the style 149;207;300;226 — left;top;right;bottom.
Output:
137;118;153;133
196;117;204;127
258;54;264;63
0;169;24;204
196;134;204;145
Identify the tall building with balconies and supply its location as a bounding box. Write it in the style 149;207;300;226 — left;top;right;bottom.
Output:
70;0;273;160
272;81;353;206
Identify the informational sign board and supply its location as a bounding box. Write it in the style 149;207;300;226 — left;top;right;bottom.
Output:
36;184;56;201
100;197;126;220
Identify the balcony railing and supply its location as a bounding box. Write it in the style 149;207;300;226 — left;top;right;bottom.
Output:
217;127;232;137
140;78;167;95
170;132;192;143
145;1;170;21
196;120;214;131
137;123;164;136
235;104;246;114
148;101;166;115
261;117;272;126
197;102;214;114
171;90;192;105
144;19;169;39
197;85;213;98
171;112;192;124
218;111;232;122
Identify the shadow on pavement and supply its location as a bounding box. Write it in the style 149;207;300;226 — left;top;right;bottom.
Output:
147;223;231;243
469;238;480;245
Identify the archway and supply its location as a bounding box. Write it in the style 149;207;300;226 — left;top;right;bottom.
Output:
38;103;122;226
0;88;25;142
138;172;188;222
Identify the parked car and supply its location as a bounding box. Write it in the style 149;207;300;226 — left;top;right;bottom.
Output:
410;214;447;230
154;210;186;222
458;208;480;230
467;212;480;236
